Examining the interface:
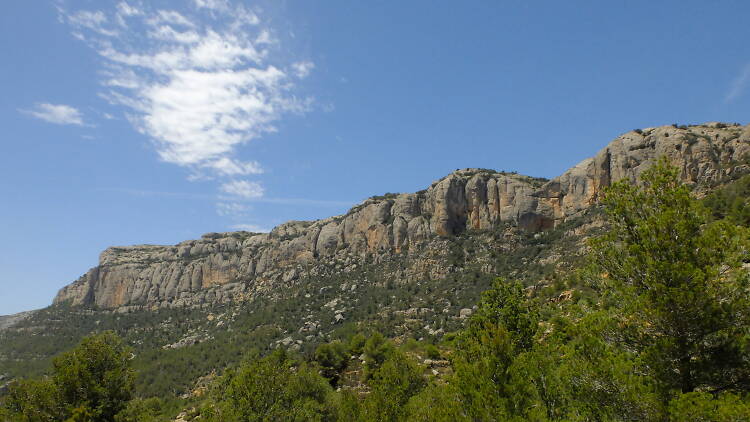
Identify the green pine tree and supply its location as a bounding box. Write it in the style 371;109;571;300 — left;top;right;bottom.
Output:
589;158;750;394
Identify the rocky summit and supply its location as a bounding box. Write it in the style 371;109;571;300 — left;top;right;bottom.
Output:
53;123;750;312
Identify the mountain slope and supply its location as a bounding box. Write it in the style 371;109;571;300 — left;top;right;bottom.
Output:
1;121;748;399
53;122;750;311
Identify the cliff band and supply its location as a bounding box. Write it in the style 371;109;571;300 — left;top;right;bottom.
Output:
54;123;750;310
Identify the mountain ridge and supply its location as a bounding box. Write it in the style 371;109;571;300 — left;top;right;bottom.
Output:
52;122;750;312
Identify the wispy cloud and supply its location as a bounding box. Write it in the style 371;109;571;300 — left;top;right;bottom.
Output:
57;1;319;230
193;0;231;12
216;201;251;218
116;2;142;18
230;223;270;233
220;180;265;199
58;1;315;186
292;61;315;79
65;9;118;37
20;103;85;125
100;185;348;234
99;187;353;207
217;199;270;232
725;63;750;103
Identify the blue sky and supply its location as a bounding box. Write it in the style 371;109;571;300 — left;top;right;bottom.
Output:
1;0;749;315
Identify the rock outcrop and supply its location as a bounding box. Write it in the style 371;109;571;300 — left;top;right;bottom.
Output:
54;123;749;310
533;122;750;223
0;311;35;331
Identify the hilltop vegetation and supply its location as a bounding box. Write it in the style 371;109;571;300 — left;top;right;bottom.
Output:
3;161;750;421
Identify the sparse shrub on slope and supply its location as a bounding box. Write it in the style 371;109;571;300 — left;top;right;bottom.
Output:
199;349;332;422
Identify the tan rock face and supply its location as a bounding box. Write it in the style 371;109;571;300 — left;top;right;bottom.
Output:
533;123;749;223
53;123;749;310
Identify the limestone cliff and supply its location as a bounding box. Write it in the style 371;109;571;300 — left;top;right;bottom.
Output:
54;123;750;310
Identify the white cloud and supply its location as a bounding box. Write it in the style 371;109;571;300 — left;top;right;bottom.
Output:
59;2;318;228
20;103;85;126
726;63;750;103
146;10;195;28
194;0;230;11
60;3;310;180
216;201;250;217
220;180;264;199
205;157;263;176
148;26;202;44
232;6;260;26
116;2;142;17
65;10;119;37
230;223;269;233
292;61;315;79
255;29;274;45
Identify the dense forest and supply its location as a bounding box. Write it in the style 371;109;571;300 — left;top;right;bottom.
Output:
3;160;750;421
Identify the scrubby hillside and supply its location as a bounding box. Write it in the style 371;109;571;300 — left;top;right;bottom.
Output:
4;159;750;421
1;122;749;418
52;123;749;312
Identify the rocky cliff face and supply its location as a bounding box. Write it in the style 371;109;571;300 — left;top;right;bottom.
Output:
54;123;750;310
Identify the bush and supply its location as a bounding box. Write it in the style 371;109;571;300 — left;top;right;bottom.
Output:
314;341;349;386
200;349;332;422
424;344;441;360
668;392;750;422
1;331;136;421
348;333;366;356
362;332;394;380
360;350;426;421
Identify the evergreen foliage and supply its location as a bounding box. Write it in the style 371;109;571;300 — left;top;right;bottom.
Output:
705;174;750;225
360;350;426;421
362;331;394;380
590;158;750;394
200;349;332;422
1;331;137;421
314;341;349;386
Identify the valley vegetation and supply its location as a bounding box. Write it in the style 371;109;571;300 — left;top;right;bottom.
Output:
2;160;750;421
